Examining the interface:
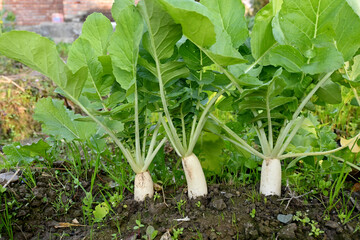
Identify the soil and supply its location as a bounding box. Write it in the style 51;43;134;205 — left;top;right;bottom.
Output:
1;168;360;240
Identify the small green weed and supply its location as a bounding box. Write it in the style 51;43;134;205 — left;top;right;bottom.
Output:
175;199;186;217
250;208;256;218
293;211;324;237
142;226;158;240
133;219;145;230
172;227;184;240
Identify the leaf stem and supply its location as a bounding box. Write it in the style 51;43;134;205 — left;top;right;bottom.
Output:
329;154;360;171
276;116;305;157
266;90;273;149
141;118;148;160
278;132;360;160
143;137;167;172
180;104;187;148
145;117;161;161
160;116;184;156
186;83;231;156
69;96;141;173
139;2;183;155
273;72;333;153
205;109;266;159
252;110;271;155
293;72;333;120
134;82;142;166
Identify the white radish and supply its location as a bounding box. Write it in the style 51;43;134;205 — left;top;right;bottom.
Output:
182;153;208;199
134;171;154;202
260;158;281;196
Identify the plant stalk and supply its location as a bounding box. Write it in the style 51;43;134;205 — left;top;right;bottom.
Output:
278;132;360;160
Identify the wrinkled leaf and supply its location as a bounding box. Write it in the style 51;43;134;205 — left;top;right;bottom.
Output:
3;140;50;165
34;98;97;141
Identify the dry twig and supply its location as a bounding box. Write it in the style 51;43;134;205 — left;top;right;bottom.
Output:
277;179;313;210
0;75;25;92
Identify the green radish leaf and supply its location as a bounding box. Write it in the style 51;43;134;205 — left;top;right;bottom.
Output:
346;0;360;17
109;1;143;90
159;0;245;66
252;112;287;122
189;70;215;85
20;139;51;157
237;99;265;111
0;31;88;99
286;157;302;170
161;62;190;85
250;0;282;62
301;45;344;74
138;57;189;85
64;67;88;99
3;140;51;165
158;0;216;48
269;96;297;110
267;45;305;73
0;31;66;86
316;80;342;104
81;13;113;55
139;0;182;61
334;1;360;61
228;64;263;78
67;38;101;72
244;158;258;169
112;0;133;20
97;56;116;95
179;40;213;70
217;96;234;111
3;143;34;165
273;0;345;73
195;132;225;174
274;0;342;53
98;118;124;135
201;0;248;48
34;98;97;141
349;55;360;86
240;74;285;99
67;38;105;98
234;74;263;87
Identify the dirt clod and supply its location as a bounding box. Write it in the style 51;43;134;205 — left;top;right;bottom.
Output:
210;197;226;210
325;220;340;229
278;223;297;239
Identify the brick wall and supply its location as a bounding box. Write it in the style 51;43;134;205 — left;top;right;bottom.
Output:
2;0;113;26
3;0;63;25
63;0;113;21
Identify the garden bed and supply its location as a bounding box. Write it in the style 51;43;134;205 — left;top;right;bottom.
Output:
2;168;359;240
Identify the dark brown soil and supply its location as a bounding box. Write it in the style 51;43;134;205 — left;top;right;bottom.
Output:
1;169;360;240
